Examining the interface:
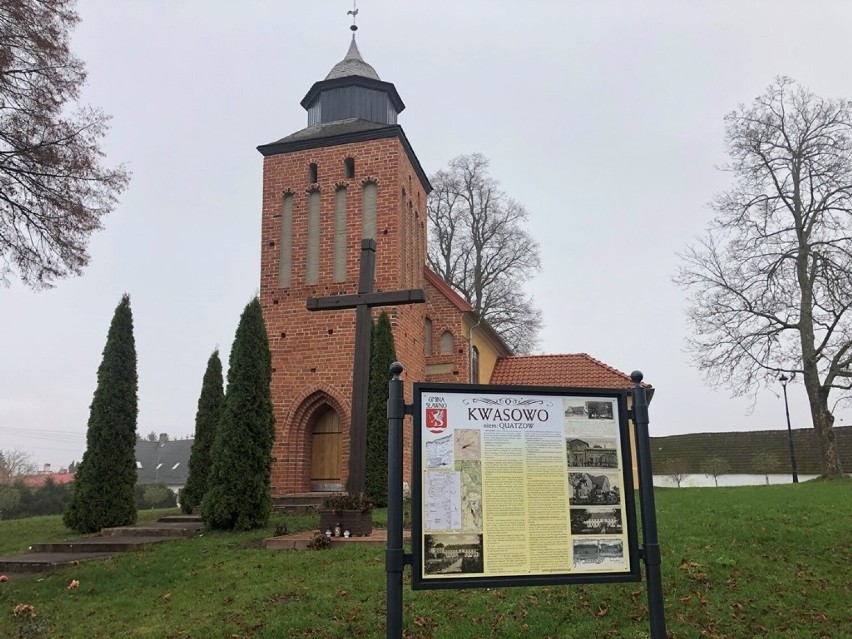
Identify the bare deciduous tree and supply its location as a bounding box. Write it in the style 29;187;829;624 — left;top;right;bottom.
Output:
0;448;37;483
0;0;130;289
751;451;780;485
700;456;730;488
675;77;852;477
427;153;543;353
663;459;690;488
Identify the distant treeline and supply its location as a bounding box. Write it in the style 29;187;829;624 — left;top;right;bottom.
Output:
0;479;176;520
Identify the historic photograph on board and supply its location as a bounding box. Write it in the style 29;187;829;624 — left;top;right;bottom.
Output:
563;398;619;439
424;533;484;575
572;539;625;570
570;507;624;535
585;400;614;420
568;471;621;505
566;436;619;469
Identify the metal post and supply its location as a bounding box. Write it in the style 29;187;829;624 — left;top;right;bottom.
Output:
631;371;667;639
779;375;799;483
386;361;405;639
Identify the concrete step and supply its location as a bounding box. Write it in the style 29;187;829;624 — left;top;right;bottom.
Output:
29;536;174;554
0;551;119;574
101;522;201;537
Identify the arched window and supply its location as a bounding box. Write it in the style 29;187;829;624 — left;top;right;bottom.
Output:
440;331;454;354
424;317;433;355
344;157;355;179
471;346;480;384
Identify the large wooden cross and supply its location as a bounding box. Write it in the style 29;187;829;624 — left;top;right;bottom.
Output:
306;238;426;495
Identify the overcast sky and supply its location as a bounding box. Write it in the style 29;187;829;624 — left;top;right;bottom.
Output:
3;0;852;468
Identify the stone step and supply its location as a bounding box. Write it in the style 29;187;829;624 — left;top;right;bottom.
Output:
101;522;201;537
272;492;328;513
273;503;320;514
274;492;329;505
29;536;174;554
158;515;203;523
0;551;118;574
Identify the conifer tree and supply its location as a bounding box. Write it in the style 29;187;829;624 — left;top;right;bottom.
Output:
64;294;138;533
180;350;224;514
203;298;275;531
365;311;397;507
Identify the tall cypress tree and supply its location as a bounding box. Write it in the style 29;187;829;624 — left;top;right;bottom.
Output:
365;311;398;507
203;298;275;531
180;350;224;514
64;294;138;533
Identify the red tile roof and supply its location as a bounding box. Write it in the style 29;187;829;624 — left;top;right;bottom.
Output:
17;472;75;487
489;353;650;389
423;267;472;313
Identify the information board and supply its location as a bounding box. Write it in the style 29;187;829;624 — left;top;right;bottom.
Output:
411;383;640;590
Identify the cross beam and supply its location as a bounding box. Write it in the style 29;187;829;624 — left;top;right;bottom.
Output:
306;238;426;495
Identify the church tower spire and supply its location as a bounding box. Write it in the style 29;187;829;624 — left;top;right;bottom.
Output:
298;33;405;128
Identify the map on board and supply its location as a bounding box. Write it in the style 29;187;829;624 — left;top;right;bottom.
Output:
456;460;482;531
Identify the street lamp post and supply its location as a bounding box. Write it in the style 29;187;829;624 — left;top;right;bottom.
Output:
778;374;799;484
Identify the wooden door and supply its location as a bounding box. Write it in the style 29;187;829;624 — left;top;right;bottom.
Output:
311;407;341;489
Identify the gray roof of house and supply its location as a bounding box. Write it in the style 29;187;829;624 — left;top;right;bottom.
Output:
325;36;380;81
135;439;193;486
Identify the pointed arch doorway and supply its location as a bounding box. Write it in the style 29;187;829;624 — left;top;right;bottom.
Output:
310;405;343;492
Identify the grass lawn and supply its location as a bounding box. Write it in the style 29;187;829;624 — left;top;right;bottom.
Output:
1;482;850;638
0;509;181;557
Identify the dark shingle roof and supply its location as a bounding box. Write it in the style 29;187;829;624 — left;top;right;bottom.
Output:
269;118;392;145
135;439;193;486
649;426;852;475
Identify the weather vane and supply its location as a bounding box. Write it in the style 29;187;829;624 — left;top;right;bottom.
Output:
347;0;359;32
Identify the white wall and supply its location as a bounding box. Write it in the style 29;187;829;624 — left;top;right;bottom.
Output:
652;473;821;488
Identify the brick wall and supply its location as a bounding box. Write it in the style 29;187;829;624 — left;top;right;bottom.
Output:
423;277;471;384
259;135;428;495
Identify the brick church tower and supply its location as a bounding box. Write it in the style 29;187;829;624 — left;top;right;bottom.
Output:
257;35;430;496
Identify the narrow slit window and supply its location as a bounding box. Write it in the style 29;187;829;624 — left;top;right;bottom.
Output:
333;187;348;282
362;181;377;240
306;190;321;284
278;194;293;288
344;157;355;179
425;317;433;354
309;163;318;184
400;189;407;284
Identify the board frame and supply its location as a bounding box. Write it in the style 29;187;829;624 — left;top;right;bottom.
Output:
411;382;641;590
